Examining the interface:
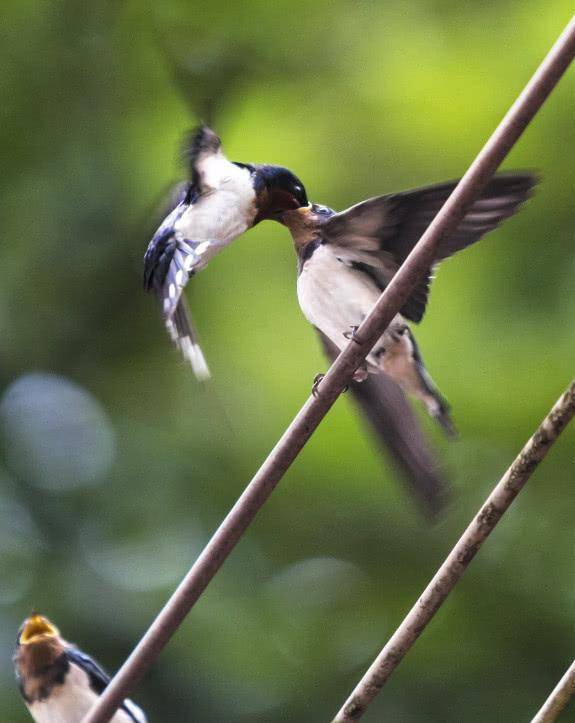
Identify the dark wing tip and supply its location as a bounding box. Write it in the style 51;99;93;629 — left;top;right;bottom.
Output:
492;168;541;185
143;229;210;380
434;170;540;260
143;227;175;292
433;402;458;439
183;125;221;168
65;646;110;694
487;169;541;198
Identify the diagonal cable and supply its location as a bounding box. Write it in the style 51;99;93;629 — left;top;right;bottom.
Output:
333;378;575;721
531;658;575;723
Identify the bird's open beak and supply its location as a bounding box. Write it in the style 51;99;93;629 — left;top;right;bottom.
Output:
20;614;60;645
278;203;313;223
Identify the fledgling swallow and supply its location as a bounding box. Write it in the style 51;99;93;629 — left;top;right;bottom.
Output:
144;125;308;379
280;173;537;435
14;614;147;723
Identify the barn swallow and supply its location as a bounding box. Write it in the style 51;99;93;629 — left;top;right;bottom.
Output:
14;614;147;723
280;173;537;435
144;125;308;379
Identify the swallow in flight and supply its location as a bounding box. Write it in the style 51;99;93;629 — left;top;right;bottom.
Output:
144;125;307;379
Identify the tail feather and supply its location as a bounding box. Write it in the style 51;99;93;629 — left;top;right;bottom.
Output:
413;358;457;438
426;391;457;439
167;297;211;381
403;327;457;439
316;329;450;516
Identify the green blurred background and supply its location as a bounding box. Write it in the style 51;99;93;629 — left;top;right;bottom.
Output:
1;1;575;721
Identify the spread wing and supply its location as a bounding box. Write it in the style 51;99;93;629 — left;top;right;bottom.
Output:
143;188;211;380
142;126;248;379
323;172;538;322
316;330;449;516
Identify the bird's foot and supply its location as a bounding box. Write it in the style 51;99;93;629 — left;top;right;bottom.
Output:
352;365;368;383
390;324;409;342
312;373;349;397
312;373;325;398
343;325;361;344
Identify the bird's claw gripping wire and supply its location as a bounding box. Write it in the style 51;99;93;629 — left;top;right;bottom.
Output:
312;372;349;398
343;325;361;344
312;373;325;398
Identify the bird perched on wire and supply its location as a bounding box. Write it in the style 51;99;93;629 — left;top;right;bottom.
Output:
14;613;147;723
280;173;537;435
144;124;308;379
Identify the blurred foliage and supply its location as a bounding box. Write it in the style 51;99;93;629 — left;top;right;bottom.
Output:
1;1;575;721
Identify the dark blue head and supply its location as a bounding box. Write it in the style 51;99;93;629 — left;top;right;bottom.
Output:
246;164;309;222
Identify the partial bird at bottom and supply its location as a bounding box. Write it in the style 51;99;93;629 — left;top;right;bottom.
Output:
14;614;147;723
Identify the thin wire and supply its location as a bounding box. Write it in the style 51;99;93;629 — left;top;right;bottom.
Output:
333;379;575;721
531;659;575;723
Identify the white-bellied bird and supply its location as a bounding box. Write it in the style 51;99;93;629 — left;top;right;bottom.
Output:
280;173;537;436
14;614;147;723
143;125;308;379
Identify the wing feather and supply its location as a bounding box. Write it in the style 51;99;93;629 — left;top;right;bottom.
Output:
323;172;538;321
66;648;147;722
143;189;211;380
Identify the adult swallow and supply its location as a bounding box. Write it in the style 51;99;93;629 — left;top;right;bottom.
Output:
14;614;147;723
143;125;308;379
280;173;537;435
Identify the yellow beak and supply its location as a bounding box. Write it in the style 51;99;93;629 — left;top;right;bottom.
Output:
19;614;60;645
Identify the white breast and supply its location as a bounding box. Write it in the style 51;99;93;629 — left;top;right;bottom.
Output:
27;663;146;723
174;157;256;247
297;244;382;351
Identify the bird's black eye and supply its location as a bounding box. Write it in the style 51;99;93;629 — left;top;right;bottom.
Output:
291;183;308;206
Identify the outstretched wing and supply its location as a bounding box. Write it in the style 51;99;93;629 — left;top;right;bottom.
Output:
323;172;538;322
143;126;253;379
143;206;212;380
144;214;199;319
